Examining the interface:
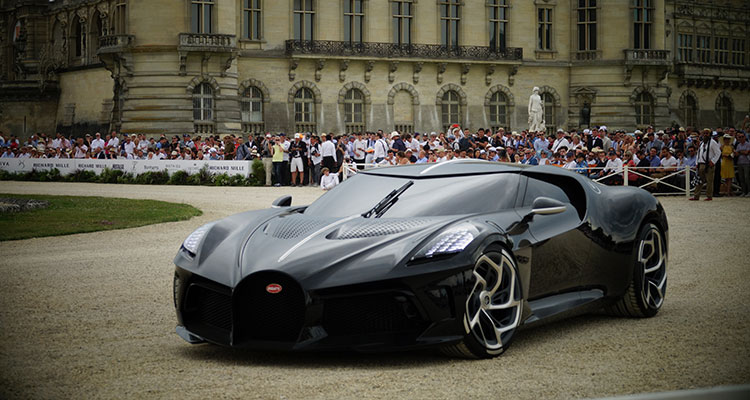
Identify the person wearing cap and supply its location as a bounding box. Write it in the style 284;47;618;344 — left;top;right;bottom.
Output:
289;133;307;186
690;128;721;201
562;151;577;170
600;150;623;184
389;131;406;152
320;167;339;191
520;148;538;165
372;131;389;163
551;130;570;154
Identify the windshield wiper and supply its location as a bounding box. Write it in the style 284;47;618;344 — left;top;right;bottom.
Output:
361;180;414;218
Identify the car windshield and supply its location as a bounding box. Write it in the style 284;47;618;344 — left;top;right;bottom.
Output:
304;173;520;218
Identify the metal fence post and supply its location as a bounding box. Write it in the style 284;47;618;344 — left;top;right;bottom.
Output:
685;165;690;199
623;165;628;186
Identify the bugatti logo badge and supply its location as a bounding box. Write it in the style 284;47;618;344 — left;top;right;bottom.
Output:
266;283;282;294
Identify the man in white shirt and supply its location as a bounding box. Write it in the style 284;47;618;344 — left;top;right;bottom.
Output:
123;135;136;157
73;138;88;159
320;167;339;190
320;134;337;172
51;133;63;149
551;130;570;154
91;132;106;152
690;129;722;201
372;132;389;163
106;132;119;150
353;132;367;168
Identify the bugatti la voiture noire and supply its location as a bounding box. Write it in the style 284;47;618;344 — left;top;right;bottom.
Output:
173;161;668;358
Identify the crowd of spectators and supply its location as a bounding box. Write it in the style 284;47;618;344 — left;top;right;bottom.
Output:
1;123;749;197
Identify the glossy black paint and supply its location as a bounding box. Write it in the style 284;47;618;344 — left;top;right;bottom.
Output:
173;161;668;352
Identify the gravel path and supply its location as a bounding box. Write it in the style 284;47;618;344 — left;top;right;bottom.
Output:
0;181;748;399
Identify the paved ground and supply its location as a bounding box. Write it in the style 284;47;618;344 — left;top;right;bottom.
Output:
0;181;748;399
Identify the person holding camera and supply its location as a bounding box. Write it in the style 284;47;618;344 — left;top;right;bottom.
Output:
690;129;721;201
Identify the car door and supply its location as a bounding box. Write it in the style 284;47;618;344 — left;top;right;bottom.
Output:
518;175;591;300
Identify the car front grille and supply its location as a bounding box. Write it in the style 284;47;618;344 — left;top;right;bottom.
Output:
232;271;306;343
182;282;233;342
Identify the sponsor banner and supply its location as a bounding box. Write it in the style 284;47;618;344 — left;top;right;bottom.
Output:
0;158;253;178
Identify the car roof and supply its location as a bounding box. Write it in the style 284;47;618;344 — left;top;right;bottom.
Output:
360;160;529;179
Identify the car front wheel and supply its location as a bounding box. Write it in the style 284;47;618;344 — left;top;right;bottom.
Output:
442;246;522;359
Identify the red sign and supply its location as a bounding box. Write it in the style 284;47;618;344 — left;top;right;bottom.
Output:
265;283;282;294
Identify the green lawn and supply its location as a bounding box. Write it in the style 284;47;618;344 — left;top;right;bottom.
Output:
0;194;202;241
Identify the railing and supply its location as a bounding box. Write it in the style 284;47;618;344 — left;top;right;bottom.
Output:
242;122;265;134
295;123;317;134
675;1;750;23
285;40;523;62
179;33;237;52
193;122;215;135
624;49;671;64
574;50;601;61
97;34;135;54
340;161;698;197
395;124;413;134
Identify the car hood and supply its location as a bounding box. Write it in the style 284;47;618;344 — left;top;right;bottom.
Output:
236;213;465;290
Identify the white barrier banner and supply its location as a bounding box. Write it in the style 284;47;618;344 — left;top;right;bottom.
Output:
0;158;253;178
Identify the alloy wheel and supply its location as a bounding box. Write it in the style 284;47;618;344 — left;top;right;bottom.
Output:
464;250;522;354
637;226;667;310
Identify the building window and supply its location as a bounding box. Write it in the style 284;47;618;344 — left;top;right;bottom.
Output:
577;0;597;51
294;87;316;132
542;93;556;133
696;35;711;63
439;0;460;48
633;0;653;49
717;95;733;127
714;36;729;65
677;33;693;62
191;0;214;34
343;88;365;133
634;92;653;127
681;95;697;128
441;90;461;131
344;0;364;43
488;91;508;131
193;83;213;121
74;19;86;58
731;38;746;66
293;0;315;41
241;86;264;133
488;0;509;52
392;0;413;45
113;0;127;35
242;0;261;40
537;7;552;50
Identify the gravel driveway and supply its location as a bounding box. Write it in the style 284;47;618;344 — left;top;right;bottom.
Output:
0;181;748;399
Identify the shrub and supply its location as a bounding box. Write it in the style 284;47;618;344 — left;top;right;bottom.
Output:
229;174;247;186
187;165;213;185
116;173;135;184
69;169;98;183
99;168;124;184
213;173;231;186
168;170;189;185
250;158;265;186
135;170;169;185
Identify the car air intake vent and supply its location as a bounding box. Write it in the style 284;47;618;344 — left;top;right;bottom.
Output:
333;219;433;239
270;216;332;239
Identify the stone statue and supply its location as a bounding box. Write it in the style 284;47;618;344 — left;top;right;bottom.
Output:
528;87;545;133
580;101;591;128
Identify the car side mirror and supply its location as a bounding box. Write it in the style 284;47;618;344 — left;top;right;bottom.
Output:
272;195;292;208
530;197;567;216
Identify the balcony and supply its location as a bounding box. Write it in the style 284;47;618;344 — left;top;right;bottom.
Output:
97;35;135;55
574;50;602;62
285;40;523;62
675;62;750;89
178;33;237;53
624;49;671;66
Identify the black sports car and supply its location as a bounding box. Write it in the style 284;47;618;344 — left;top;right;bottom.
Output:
173;161;668;358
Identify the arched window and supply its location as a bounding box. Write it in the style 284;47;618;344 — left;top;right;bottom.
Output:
717;95;733;127
90;14;103;62
294;87;316;133
542;92;556;133
241;86;264;134
441;90;461;132
634;92;654;127
681;95;697;128
74;19;86;59
393;90;414;134
343;88;365;133
488;91;508;131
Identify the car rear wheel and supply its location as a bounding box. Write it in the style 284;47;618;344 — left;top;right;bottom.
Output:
441;246;522;359
608;222;667;318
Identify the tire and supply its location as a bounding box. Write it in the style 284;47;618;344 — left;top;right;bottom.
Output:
441;246;523;359
608;222;667;318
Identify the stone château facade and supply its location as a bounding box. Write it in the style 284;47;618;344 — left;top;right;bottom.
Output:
0;0;748;138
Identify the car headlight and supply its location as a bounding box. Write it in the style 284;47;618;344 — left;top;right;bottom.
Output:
412;224;478;260
182;223;213;256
